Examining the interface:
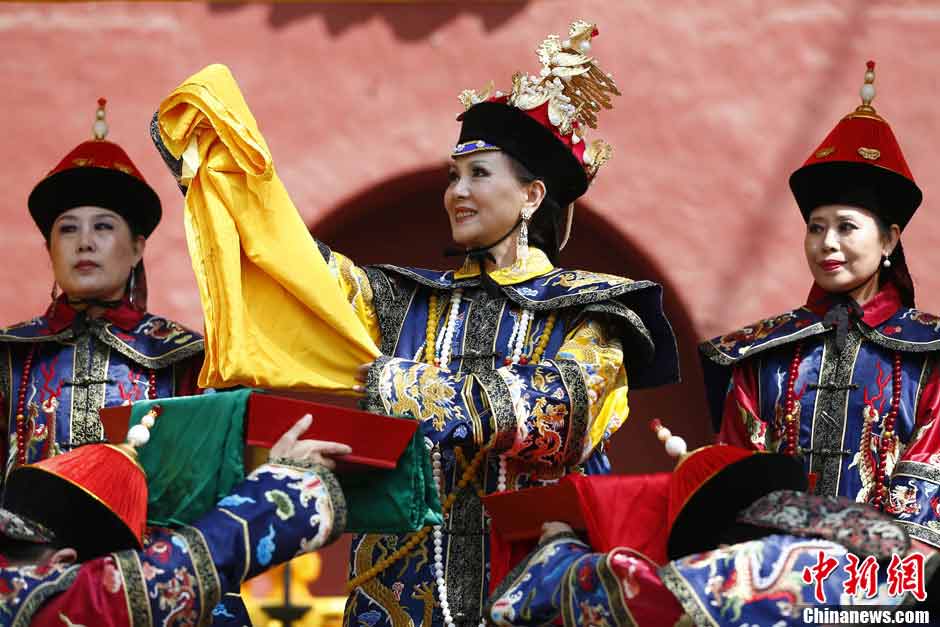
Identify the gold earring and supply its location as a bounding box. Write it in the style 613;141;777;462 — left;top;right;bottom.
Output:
517;209;533;263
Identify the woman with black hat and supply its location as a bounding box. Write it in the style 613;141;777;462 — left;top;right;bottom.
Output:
700;62;940;546
0;99;203;478
153;21;679;627
321;22;682;627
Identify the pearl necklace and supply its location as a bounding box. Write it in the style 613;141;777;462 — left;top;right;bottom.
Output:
505;309;533;366
434;289;463;371
431;445;508;627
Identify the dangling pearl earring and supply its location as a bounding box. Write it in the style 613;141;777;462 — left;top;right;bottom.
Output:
883;255;892;268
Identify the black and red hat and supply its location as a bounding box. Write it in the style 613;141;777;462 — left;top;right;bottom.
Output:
789;61;922;230
650;420;808;560
453;20;619;210
28;98;162;239
0;407;159;562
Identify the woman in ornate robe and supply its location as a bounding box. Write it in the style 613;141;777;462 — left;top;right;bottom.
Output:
700;62;940;548
327;22;679;627
0;100;203;478
150;23;678;626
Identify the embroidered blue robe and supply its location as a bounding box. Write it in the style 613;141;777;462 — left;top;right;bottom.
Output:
700;283;940;548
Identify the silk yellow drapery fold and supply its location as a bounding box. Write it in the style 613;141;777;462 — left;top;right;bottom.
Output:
157;64;380;392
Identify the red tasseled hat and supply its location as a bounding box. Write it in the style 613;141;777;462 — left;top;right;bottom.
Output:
650;420;807;560
790;61;922;230
28;98;162;239
0;407;160;561
2;444;147;561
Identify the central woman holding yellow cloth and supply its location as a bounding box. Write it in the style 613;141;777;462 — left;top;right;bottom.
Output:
154;20;678;627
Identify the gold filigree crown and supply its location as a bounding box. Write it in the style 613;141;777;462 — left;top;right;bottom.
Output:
457;20;620;179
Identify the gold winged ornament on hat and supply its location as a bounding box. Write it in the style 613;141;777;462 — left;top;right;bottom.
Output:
458;20;619;182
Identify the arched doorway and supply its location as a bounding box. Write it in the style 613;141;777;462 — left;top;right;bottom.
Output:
308;167;711;594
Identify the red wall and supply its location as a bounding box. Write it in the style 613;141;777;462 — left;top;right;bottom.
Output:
3;4;940;587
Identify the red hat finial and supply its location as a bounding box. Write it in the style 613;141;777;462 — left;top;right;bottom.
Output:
649;419;688;460
122;405;162;453
859;60;877;112
93;97;109;140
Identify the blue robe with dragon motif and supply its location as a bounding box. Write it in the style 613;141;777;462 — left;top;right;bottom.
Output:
700;282;940;548
0;298;203;478
318;245;679;627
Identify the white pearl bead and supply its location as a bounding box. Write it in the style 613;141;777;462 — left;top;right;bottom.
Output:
861;83;876;102
865;71;875;82
656;428;671;442
665;435;687;458
579;40;591;53
141;414;156;428
127;424;150;447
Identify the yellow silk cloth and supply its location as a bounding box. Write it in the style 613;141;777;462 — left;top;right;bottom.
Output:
157;64;380;391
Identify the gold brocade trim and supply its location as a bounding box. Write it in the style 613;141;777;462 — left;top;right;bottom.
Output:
68;334;108;446
93;324;204;370
815;146;836;159
177;526;222;622
659;562;719;627
219;508;251;584
10;565;80;627
858;146;881;160
115;550;153;627
453;247;554;285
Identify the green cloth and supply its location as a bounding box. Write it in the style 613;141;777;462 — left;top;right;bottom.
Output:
339;429;443;534
128;389;440;532
129;390;247;526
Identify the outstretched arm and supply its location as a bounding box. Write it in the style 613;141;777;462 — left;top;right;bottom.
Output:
30;416;350;625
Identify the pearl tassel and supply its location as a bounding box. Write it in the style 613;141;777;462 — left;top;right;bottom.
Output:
431;443;498;627
437;289;463;370
431;446;456;627
510;310;533;365
497;454;507;492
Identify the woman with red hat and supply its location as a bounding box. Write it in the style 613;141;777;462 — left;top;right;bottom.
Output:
152;22;679;627
0;413;351;625
484;425;927;626
700;62;940;545
0;99;203;478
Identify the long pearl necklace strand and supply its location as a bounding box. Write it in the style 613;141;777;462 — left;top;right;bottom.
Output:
431;442;507;627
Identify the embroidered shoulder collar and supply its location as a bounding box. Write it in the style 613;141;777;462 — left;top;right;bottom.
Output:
376;263;647;310
700;308;825;366
701;305;940;367
0;313;204;369
453;246;554;285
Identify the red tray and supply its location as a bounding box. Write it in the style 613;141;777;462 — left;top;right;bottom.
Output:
482;480;587;542
99;392;418;471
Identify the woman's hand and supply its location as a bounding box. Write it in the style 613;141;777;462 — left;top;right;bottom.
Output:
353;362;373;394
540;521;574;543
269;414;352;471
